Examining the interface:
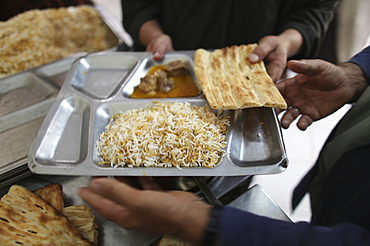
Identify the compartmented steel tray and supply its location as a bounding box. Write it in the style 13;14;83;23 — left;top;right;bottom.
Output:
28;51;288;176
0;5;131;186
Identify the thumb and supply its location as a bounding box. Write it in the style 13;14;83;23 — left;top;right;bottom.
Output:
287;59;324;75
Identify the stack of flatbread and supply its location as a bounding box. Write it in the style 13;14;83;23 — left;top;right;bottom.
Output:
0;5;118;79
194;44;287;110
158;235;194;246
0;183;98;245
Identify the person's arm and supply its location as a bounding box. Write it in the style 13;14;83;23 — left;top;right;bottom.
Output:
275;0;338;59
121;0;158;50
348;44;370;84
277;59;368;130
138;19;174;60
220;206;370;246
79;178;370;246
79;178;211;245
249;0;337;82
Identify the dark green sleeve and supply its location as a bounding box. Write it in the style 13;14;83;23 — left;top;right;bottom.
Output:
121;0;158;50
276;0;338;58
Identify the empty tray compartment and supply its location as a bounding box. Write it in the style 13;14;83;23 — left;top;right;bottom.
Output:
70;53;139;99
35;54;86;88
0;72;57;117
34;96;91;166
227;108;285;167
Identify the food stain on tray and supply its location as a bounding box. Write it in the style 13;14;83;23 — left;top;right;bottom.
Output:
130;60;201;98
96;102;229;169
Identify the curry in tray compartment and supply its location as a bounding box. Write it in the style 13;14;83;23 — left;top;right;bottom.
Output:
130;60;201;98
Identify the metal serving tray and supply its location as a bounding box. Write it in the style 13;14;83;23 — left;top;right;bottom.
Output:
28;51;288;176
0;4;131;185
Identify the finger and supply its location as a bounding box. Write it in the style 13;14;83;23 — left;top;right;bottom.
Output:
287;60;324;75
153;51;163;61
296;114;314;131
79;186;127;222
153;43;169;61
266;59;286;82
249;38;275;63
87;177;137;206
280;107;301;129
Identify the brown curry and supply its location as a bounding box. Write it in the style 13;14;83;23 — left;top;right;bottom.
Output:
130;64;200;99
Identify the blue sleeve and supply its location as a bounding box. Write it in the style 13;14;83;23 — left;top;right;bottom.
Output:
219;206;370;246
349;45;370;84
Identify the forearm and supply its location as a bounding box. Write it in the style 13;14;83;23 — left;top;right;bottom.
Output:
276;0;337;58
139;19;164;47
339;62;368;102
278;28;303;58
220;206;370;245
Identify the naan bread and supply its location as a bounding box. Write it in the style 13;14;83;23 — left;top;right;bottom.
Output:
158;235;194;246
63;205;99;245
194;44;287;110
33;183;64;212
0;185;93;246
33;184;98;244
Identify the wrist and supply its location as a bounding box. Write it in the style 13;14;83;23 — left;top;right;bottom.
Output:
278;28;303;58
339;62;368;102
171;202;212;245
139;19;165;46
198;204;223;246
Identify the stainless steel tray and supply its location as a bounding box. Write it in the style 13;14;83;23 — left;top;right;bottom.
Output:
0;55;82;188
0;5;132;184
28;51;288;176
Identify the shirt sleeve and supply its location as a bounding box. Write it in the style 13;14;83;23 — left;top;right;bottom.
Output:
121;0;159;50
348;45;370;84
219;206;370;246
276;0;338;58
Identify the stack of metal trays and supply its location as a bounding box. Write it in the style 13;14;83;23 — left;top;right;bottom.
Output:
0;55;81;188
28;50;288;177
0;5;131;188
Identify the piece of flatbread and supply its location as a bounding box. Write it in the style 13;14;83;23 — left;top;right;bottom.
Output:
32;184;98;244
33;183;64;212
0;185;93;246
194;44;287;110
63;205;99;245
158;235;194;246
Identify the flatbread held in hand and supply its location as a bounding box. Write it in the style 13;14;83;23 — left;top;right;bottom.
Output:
194;44;287;110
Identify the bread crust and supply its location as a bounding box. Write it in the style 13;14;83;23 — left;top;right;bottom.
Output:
194;44;287;110
33;183;64;212
0;185;93;246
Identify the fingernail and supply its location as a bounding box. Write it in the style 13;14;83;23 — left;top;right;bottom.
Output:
154;52;160;58
282;119;289;125
249;53;259;62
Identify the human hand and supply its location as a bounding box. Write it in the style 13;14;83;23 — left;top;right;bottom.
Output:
79;177;211;244
250;29;303;82
146;34;174;61
276;59;367;130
